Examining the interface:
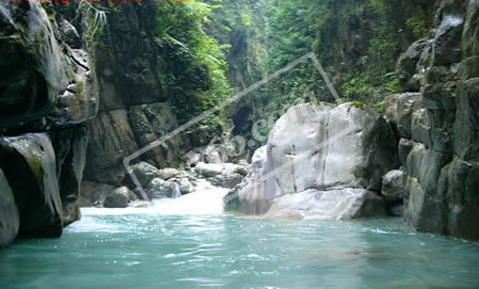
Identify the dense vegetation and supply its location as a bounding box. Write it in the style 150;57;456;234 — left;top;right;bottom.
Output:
155;0;231;126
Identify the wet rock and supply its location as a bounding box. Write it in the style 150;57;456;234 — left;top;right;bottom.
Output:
103;187;131;208
175;178;194;195
381;170;404;203
0;169;19;247
146;178;181;199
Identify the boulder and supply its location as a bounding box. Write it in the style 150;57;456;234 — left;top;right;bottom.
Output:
103;187;131;208
0;134;63;237
226;102;399;218
209;173;244;189
146;178;181;199
0;169;19;247
194;162;248;178
175;178;195;195
381;170;404;203
125;161;161;187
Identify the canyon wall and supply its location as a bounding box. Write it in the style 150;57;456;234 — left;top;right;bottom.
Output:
390;0;479;240
0;1;98;246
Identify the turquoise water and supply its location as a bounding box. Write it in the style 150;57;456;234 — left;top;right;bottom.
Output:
1;210;479;289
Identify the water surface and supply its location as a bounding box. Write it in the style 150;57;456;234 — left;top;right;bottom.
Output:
1;208;479;289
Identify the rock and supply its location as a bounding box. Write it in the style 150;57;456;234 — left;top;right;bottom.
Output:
226;102;398;217
0;1;98;134
146;178;181;199
263;189;386;219
158;168;181;180
0;134;63;237
175;178;194;195
146;178;166;200
103;187;131;208
209;173;244;189
0;169;19;247
128;103;184;167
381;170;404;203
52;127;89;226
398;1;479;240
59;19;81;48
161;181;182;199
85;109;139;185
396;38;429;91
194;162;248;178
125;162;161;187
204;145;228;163
79;181;115;207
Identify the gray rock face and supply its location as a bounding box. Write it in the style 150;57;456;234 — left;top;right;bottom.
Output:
0;1;98;134
103;187;132;208
85;109;139;185
79;181;115;207
0;169;19;247
388;1;479;240
226;102;399;218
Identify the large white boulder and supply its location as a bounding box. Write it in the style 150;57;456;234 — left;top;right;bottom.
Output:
226;102;398;218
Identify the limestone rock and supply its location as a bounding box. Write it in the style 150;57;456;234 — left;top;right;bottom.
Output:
226;102;398;217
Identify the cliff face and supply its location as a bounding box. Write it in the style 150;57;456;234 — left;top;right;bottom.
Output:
84;0;222;186
0;1;98;246
390;0;479;240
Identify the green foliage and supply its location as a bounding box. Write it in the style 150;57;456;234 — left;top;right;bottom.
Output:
373;99;386;113
406;15;430;39
155;0;230;127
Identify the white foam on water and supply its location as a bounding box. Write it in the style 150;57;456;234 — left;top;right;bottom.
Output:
81;179;229;216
